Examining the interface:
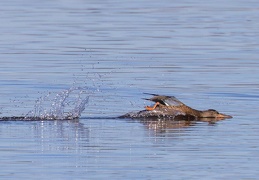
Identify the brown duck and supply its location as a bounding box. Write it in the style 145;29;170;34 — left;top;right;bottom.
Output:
121;93;232;120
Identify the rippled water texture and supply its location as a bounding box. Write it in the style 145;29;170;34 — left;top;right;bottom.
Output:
1;0;259;179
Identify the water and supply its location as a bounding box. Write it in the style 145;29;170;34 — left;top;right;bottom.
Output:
1;0;259;179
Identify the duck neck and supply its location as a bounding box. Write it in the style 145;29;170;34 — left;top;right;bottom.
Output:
181;105;202;117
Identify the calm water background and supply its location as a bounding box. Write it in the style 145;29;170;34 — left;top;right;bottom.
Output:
0;0;259;179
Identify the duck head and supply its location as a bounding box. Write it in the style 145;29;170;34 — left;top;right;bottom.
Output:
199;109;232;119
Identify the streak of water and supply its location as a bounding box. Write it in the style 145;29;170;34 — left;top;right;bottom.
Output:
0;86;90;120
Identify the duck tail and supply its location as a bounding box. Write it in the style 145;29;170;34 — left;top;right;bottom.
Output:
143;93;160;96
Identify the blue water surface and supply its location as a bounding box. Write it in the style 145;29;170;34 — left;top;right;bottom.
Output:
0;0;259;179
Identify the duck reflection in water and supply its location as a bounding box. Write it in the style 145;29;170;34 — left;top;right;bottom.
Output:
135;117;224;133
120;93;232;125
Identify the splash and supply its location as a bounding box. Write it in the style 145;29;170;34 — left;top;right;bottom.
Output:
19;86;90;120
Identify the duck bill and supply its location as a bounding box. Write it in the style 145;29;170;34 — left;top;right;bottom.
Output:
216;113;232;119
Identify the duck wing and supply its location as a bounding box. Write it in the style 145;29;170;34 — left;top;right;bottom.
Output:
143;93;184;107
163;96;184;106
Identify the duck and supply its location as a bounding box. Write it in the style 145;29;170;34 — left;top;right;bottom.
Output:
120;93;232;120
